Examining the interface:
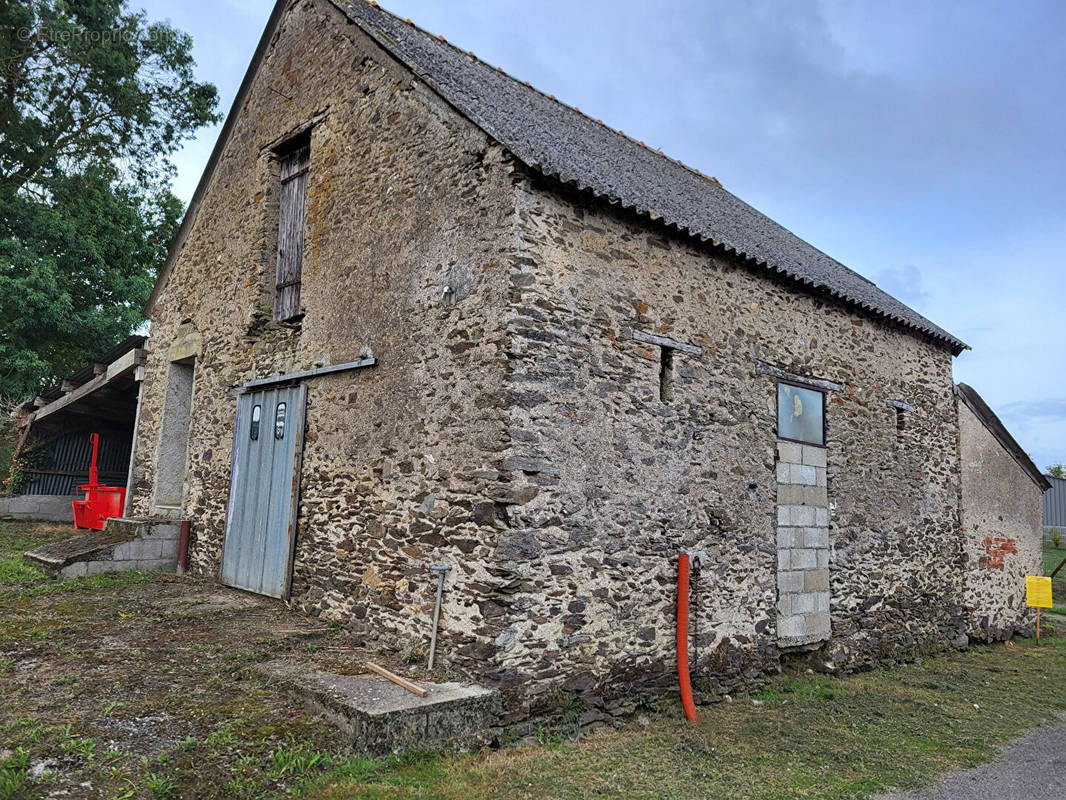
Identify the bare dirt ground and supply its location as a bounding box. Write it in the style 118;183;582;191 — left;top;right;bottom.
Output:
0;522;396;799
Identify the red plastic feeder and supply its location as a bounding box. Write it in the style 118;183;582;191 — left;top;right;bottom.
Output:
72;433;126;531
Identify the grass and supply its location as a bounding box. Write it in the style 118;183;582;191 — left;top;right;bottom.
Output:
2;519;1066;799
1044;544;1066;576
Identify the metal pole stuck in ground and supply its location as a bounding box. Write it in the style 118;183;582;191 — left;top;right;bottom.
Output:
427;564;451;670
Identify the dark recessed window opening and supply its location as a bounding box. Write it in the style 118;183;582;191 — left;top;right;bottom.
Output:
249;404;261;441
274;135;310;322
659;346;675;403
777;381;825;446
895;406;906;436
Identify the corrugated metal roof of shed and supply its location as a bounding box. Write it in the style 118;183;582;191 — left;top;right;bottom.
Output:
334;0;968;354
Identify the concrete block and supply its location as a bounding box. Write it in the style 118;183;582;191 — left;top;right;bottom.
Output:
146;522;181;541
777;527;802;548
791;592;817;613
794;465;817;486
134;539;164;560
777;483;803;505
777;614;807;639
776;462;791;483
791;548;817;569
0;494;75;523
817;549;830;568
777;550;790;570
815;507;829;526
777;442;802;464
777;506;790;526
813;591;830;612
135;559;172;572
806;612;832;637
804;568;830;592
59;561;87;579
777;570;804;592
803;527;829;548
777;594;791;616
84;560;120;576
801;445;827;467
791;505;816;526
816;468;827;487
160;539;179;560
803;485;828;506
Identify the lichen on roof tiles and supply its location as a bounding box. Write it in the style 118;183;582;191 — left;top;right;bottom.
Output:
336;0;967;353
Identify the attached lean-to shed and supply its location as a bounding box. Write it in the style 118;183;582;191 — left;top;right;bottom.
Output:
3;336;146;523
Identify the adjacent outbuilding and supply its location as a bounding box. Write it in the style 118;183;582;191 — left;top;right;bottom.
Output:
957;383;1051;640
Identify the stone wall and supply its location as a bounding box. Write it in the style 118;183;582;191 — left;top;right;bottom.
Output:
128;0;981;718
129;0;516;670
492;174;965;715
959;399;1043;640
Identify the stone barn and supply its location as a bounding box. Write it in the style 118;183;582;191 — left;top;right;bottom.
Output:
122;0;1043;716
956;383;1050;641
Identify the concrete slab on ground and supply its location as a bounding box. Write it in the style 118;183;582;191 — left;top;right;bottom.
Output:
257;658;500;755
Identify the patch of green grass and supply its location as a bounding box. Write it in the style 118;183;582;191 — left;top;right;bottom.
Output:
0;556;48;586
0;747;30;800
269;738;329;780
145;772;178;800
0;569;157;600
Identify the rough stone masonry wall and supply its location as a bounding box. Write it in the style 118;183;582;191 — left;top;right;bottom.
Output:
493;173;965;717
129;0;517;671
958;400;1043;640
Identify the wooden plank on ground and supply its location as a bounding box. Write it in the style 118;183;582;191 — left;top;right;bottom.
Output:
365;661;427;697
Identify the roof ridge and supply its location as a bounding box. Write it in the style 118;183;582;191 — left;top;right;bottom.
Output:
357;0;725;190
344;1;962;351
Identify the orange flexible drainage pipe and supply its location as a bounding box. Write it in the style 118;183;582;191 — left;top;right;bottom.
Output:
676;553;699;723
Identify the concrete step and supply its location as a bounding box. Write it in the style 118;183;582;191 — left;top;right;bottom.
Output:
24;518;179;578
256;658;500;755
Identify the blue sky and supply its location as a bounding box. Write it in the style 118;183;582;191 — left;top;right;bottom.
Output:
139;0;1065;471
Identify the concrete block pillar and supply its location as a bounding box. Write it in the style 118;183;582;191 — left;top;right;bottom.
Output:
775;442;831;647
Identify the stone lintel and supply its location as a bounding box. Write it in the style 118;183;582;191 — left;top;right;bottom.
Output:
887;399;915;413
756;361;844;392
632;329;702;355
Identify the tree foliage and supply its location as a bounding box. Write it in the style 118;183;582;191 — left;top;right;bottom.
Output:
0;0;218;402
1048;464;1066;479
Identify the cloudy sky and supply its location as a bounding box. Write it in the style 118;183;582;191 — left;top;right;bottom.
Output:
140;0;1066;471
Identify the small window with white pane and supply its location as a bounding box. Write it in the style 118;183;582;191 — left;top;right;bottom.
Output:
776;381;825;446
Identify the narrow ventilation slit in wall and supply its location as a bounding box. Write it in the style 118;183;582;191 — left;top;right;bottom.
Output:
659;346;675;403
895;406;906;437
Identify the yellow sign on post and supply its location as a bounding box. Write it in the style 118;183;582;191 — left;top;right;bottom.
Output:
1026;576;1053;608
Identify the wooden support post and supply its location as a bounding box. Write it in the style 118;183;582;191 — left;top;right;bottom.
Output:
1050;555;1066;580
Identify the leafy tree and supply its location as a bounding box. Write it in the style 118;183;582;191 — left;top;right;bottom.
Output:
0;0;218;402
1048;464;1066;479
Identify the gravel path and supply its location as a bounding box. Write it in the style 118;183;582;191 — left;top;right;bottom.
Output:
878;720;1066;800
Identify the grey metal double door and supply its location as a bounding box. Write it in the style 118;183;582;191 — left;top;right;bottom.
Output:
221;384;307;598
